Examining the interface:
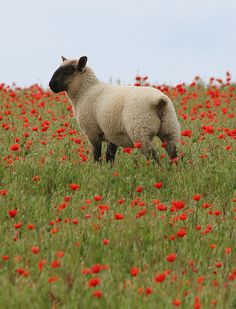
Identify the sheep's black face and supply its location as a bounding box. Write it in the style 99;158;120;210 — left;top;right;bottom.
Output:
49;64;76;93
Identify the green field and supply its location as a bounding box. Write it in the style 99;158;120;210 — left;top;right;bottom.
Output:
0;76;235;309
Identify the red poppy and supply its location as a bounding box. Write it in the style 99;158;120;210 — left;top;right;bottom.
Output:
130;267;139;277
88;277;100;287
10;143;20;151
166;253;177;262
69;183;80;191
8;209;17;218
92;290;102;298
114;213;124;220
154;273;166;283
31;246;40;254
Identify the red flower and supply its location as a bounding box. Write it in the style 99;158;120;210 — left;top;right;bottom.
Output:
134;142;142;148
69;183;80;191
145;287;152;295
51;260;61;268
130;267;139;277
154;273;166;283
103;239;109;245
156;204;167;211
154;182;163;189
136;186;143;193
0;189;8;196
192;194;201;201
171;201;185;212
88;277;100;287
13;222;22;229
10;143;20;151
48;276;59;283
181;130;192;138
166;253;177;262
122;147;133;154
2;255;9;261
8;209;17;218
114;213;124;220
94;195;102;201
92;290;102;298
176;229;187;238
31;246;40;254
172;299;181;306
91;264;101;274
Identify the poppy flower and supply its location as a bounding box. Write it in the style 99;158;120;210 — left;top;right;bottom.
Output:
114;213;124;220
8;209;17;218
166;253;177;262
154;182;163;189
88;277;100;287
154;273;166;283
102;239;109;245
176;229;187;238
69;183;80;191
31;246;40;254
92;290;102;298
130;267;139;277
10;143;20;151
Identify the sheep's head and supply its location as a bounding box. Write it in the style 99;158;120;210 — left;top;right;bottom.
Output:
49;56;87;93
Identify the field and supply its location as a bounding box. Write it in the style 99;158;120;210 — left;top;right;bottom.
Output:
0;75;235;309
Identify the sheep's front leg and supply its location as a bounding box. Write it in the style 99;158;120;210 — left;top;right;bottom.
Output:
106;142;118;163
92;141;102;163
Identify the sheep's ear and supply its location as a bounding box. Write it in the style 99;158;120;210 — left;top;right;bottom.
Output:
77;56;87;72
61;56;67;62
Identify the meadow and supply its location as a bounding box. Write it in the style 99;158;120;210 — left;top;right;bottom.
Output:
0;74;235;309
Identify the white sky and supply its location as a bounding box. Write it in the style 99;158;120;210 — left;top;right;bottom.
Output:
1;0;236;87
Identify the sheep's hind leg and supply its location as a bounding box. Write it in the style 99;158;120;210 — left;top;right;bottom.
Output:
106;142;118;163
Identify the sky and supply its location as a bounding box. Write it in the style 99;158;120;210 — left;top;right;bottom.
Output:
1;0;236;87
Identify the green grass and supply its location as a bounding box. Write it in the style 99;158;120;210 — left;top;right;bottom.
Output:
0;82;235;308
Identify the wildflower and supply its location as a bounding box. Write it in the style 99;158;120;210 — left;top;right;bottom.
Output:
134;142;142;148
94;195;102;201
48;276;59;283
136;186;143;193
8;209;17;218
92;290;102;298
31;246;40;254
130;267;139;277
88;277;100;287
51;260;61;268
10;143;20;151
154;182;163;189
114;213;124;220
102;239;109;245
192;194;201;201
122;147;133;154
176;229;187;238
91;264;101;274
166;253;177;262
69;183;80;191
154;273;166;283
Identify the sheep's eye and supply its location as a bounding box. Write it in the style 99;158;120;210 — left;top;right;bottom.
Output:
63;66;75;76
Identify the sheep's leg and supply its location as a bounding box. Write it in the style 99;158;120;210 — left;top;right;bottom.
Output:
106;142;118;163
92;142;102;162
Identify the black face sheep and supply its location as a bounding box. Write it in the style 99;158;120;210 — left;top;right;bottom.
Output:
49;56;181;163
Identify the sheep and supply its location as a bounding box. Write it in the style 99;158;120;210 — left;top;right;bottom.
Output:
49;56;181;163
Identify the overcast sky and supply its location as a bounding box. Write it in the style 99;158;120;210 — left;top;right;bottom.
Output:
1;0;236;87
